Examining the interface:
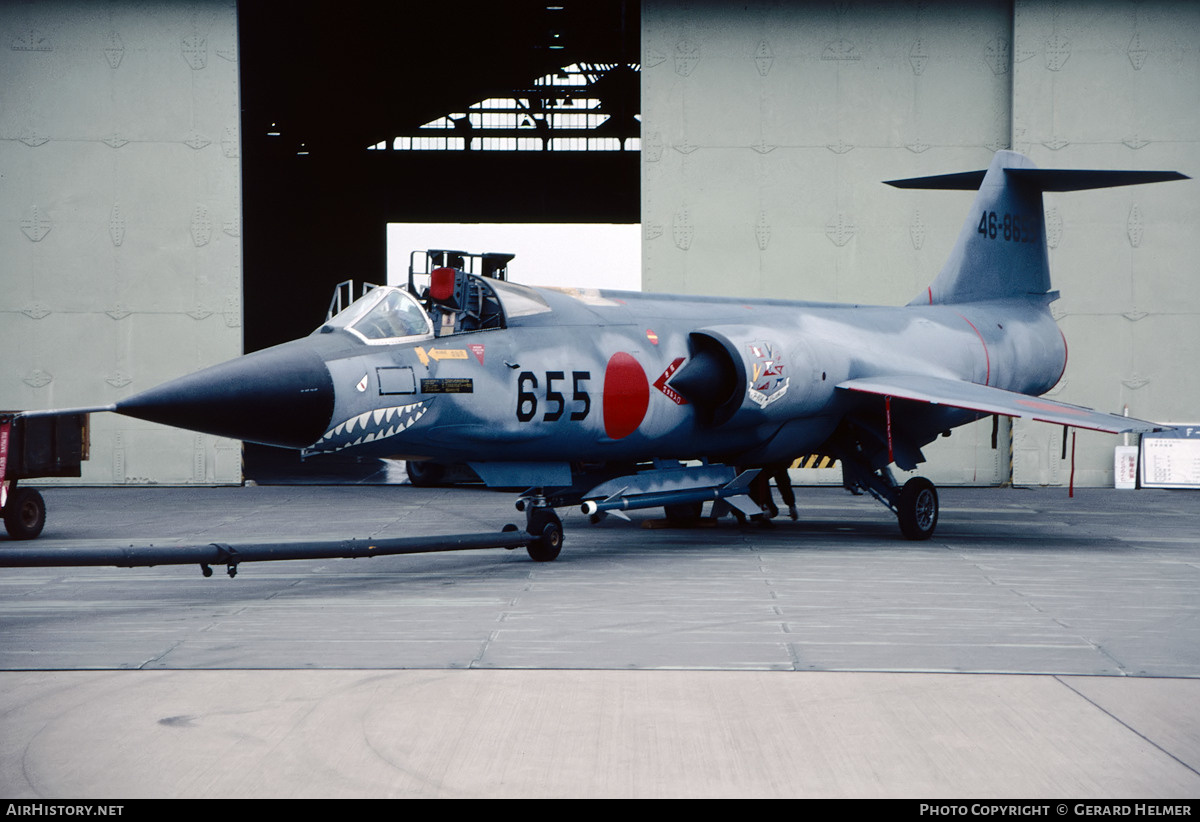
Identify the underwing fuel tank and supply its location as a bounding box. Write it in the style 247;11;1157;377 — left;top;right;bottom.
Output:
115;339;335;449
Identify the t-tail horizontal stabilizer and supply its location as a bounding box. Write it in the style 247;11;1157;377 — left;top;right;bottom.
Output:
885;168;1188;192
886;151;1189;306
838;375;1168;434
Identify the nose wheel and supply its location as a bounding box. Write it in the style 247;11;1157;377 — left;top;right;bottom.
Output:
525;507;563;562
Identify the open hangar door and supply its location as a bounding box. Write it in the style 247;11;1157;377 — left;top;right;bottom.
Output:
237;1;641;483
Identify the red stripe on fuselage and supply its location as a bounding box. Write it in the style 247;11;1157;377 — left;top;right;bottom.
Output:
955;312;991;386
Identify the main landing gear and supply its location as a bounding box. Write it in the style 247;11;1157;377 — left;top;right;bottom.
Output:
896;476;939;540
835;445;940;540
511;449;940;553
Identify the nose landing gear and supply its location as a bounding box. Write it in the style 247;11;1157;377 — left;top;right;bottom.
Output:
523;504;563;562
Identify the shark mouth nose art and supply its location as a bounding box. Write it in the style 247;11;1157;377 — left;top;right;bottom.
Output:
308;402;428;453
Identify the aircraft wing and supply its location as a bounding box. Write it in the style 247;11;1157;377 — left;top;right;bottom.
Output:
837;375;1167;434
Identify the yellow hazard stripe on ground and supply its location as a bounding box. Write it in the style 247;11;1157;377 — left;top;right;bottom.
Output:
791;455;838;470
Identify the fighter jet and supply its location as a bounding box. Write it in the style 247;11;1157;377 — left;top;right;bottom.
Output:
109;151;1186;558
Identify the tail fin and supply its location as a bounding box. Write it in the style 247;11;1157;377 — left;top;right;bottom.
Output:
887;150;1187;305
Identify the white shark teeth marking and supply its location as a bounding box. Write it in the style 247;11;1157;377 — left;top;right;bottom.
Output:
314;402;428;452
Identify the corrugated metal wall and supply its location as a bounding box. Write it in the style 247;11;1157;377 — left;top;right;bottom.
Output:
0;1;242;484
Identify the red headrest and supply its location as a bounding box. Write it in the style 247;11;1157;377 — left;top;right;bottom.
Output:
430;267;456;302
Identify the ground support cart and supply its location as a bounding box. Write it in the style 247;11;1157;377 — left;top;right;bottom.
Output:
0;412;89;540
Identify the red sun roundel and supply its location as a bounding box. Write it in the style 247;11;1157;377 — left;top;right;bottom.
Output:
603;352;649;440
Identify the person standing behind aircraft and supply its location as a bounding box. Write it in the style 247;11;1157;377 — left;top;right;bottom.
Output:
759;461;798;521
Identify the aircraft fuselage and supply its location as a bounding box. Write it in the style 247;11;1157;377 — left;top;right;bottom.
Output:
295;287;1066;469
105;150;1183;548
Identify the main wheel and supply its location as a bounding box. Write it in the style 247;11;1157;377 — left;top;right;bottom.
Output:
405;460;445;487
897;477;938;540
526;508;563;562
4;488;46;540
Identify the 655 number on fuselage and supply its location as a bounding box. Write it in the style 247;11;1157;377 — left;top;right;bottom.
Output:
516;370;592;423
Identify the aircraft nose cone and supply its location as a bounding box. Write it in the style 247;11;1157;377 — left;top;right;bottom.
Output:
116;341;335;449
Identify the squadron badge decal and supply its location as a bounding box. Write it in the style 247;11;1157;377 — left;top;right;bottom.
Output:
747;341;789;408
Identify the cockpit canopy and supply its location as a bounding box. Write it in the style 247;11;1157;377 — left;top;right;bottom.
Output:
321;275;554;345
322;286;433;344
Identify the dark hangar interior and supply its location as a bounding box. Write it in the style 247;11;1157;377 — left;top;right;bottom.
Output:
238;1;641;353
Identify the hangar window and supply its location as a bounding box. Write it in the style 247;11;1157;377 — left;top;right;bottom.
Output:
367;63;640;153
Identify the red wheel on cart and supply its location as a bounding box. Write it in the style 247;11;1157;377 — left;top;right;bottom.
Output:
4;488;46;540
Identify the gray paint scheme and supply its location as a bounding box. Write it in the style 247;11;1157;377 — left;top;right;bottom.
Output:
108;151;1181;542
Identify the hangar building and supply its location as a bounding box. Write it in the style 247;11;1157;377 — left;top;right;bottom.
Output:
1;1;1196;487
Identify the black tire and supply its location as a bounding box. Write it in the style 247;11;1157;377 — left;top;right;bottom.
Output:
4;488;46;540
526;508;563;562
405;460;445;487
897;477;938;541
